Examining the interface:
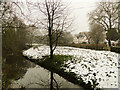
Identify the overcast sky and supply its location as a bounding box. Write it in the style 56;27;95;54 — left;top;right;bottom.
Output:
62;0;118;34
66;0;99;34
13;0;118;35
13;0;101;34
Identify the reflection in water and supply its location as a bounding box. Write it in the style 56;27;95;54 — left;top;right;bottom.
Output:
3;54;83;89
2;55;35;88
11;65;82;89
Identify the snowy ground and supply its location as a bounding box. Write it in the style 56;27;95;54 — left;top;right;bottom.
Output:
23;45;119;88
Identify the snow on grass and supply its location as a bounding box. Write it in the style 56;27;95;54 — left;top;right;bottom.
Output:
23;45;119;88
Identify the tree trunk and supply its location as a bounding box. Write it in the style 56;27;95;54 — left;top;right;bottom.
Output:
49;41;54;90
50;47;53;59
50;71;53;90
50;46;54;90
108;39;111;47
49;39;53;90
49;27;54;90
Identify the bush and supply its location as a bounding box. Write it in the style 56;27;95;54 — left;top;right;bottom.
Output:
111;47;120;53
69;44;106;50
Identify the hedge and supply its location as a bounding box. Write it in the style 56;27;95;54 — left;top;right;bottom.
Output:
69;44;106;50
110;47;120;53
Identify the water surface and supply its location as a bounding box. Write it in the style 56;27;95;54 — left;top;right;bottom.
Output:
3;54;83;89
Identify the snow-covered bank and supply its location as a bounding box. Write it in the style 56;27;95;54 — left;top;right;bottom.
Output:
23;45;119;88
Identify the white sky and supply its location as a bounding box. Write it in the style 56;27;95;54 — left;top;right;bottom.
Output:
68;1;97;34
13;0;118;35
63;0;118;34
61;0;101;34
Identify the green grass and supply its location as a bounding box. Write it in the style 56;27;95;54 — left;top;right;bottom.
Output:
39;55;72;72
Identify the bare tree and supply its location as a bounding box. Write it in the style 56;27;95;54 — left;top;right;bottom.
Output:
88;1;119;46
40;1;71;90
26;0;72;90
89;23;105;48
1;1;27;29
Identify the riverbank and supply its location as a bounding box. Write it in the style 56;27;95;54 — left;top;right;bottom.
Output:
10;61;82;89
23;45;119;89
24;55;92;90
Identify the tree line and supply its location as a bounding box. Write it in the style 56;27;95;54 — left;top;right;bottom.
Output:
76;1;120;47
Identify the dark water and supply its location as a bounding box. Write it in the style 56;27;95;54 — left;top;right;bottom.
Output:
2;54;35;88
3;54;83;89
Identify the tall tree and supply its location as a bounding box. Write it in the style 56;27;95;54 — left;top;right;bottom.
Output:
27;0;72;89
1;2;28;56
88;1;119;46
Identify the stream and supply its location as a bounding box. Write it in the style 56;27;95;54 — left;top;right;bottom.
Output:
3;54;83;89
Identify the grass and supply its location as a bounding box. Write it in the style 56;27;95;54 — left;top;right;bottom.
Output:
39;55;72;71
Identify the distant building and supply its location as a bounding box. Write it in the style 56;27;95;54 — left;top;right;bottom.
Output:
73;37;79;43
104;39;119;46
73;32;89;44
